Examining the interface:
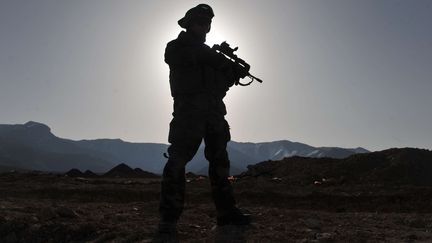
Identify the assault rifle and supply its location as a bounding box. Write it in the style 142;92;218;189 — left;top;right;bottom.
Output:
212;41;263;86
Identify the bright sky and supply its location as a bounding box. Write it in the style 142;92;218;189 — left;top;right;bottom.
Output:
1;0;431;151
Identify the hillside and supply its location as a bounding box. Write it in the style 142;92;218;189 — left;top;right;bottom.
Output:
240;148;432;186
0;121;369;174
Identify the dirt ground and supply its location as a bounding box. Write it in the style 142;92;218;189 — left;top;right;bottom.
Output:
1;172;432;243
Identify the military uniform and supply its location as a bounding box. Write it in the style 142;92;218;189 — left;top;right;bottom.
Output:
155;7;250;242
159;29;239;222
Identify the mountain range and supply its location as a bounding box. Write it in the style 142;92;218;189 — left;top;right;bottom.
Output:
0;121;369;175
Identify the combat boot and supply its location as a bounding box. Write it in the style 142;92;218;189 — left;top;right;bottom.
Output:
152;220;179;243
217;207;251;226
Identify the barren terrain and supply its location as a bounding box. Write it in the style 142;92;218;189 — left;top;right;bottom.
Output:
1;148;432;242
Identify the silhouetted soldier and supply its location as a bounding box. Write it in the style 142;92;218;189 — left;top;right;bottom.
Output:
154;3;251;242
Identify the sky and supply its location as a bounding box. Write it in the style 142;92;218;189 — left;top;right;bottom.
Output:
1;0;431;151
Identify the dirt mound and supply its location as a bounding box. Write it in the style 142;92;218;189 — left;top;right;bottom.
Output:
186;172;200;178
103;163;159;178
240;148;432;186
83;170;97;177
133;168;159;178
103;163;136;177
65;168;84;177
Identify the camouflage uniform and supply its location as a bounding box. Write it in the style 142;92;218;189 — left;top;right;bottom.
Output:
159;29;240;222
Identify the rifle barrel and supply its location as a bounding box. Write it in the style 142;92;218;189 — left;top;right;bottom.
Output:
249;74;263;83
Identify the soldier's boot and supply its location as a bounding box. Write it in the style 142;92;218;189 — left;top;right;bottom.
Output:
152;220;179;243
156;158;186;243
159;158;186;220
208;161;252;226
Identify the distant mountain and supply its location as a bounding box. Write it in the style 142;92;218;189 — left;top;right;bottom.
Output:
0;121;115;172
229;140;368;162
192;141;369;175
0;121;369;174
72;139;168;174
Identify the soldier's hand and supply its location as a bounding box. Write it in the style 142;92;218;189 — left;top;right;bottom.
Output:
234;65;249;81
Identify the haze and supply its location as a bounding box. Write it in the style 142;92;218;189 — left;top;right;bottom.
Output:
1;0;431;151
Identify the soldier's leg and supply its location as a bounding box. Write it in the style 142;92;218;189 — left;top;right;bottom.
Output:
204;118;236;215
159;116;205;222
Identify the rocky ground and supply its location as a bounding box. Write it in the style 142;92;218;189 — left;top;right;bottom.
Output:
1;148;432;242
1;170;432;243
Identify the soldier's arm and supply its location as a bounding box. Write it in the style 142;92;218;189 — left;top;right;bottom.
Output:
165;42;230;69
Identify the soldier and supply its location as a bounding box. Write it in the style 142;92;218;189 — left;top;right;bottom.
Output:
154;3;251;241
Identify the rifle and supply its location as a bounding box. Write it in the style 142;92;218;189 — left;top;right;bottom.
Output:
212;41;263;86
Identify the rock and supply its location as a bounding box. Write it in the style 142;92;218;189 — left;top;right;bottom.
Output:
29;223;41;232
39;208;57;220
74;177;89;183
55;207;79;218
315;232;335;242
303;218;321;230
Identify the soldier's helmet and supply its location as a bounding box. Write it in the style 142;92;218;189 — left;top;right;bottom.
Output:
178;4;214;29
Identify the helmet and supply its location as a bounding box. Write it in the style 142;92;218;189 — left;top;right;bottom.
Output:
178;4;214;29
